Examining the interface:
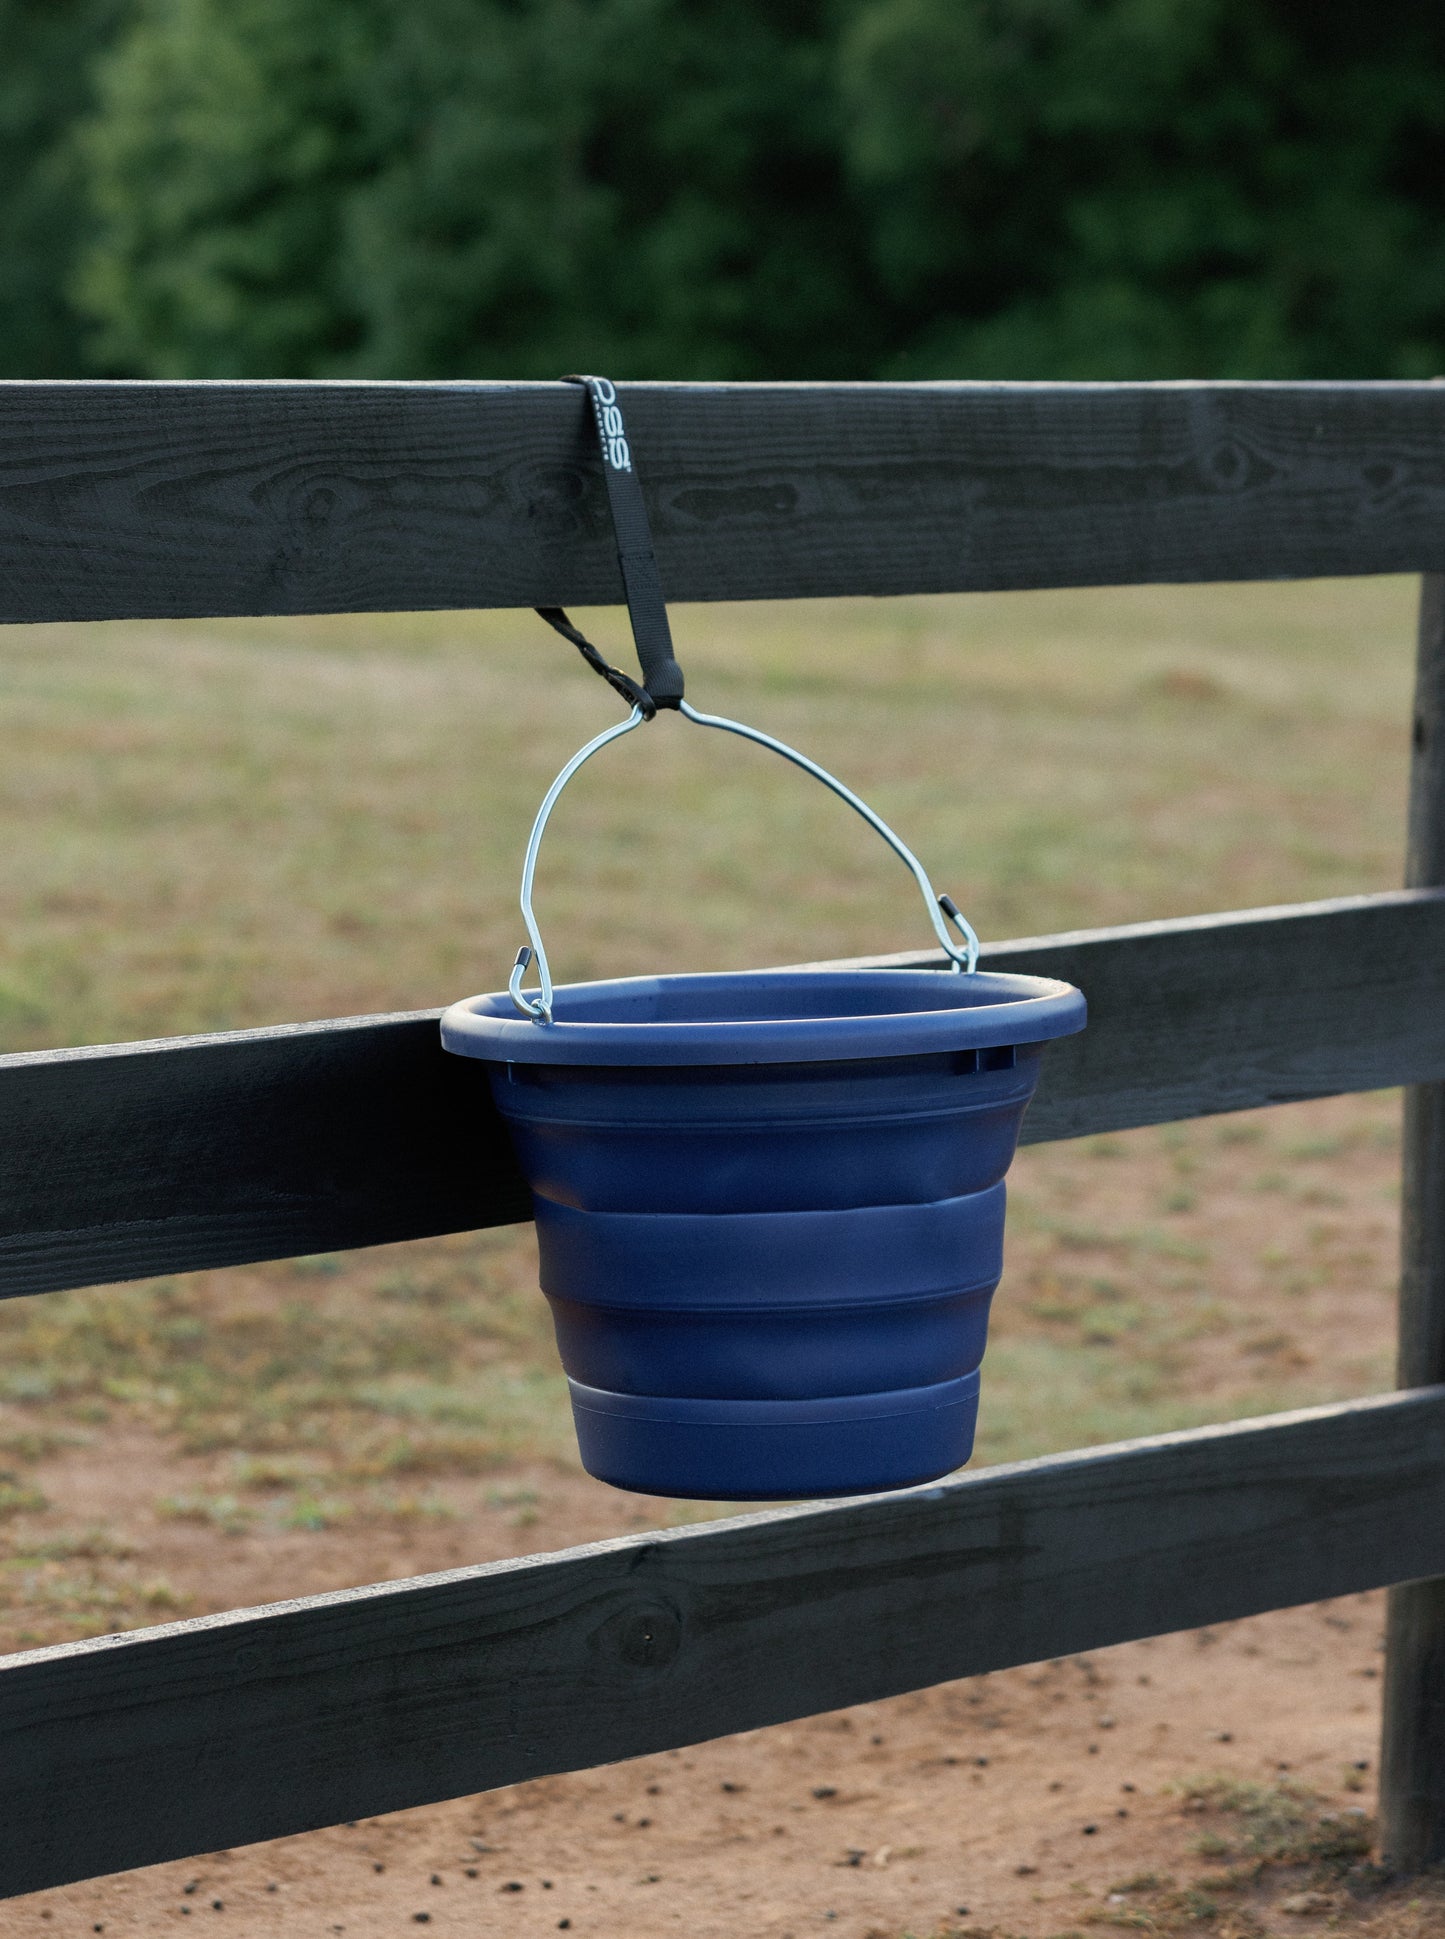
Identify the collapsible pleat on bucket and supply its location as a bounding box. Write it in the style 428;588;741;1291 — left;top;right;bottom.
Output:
443;968;1084;1497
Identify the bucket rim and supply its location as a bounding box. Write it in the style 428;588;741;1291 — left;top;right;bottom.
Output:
440;965;1085;1067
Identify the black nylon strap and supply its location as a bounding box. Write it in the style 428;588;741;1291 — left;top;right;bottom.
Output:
534;605;656;719
561;374;685;710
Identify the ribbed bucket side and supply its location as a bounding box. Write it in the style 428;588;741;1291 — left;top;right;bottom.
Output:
444;969;1084;1497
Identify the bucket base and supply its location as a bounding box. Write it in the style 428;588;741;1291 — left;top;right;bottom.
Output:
567;1369;981;1500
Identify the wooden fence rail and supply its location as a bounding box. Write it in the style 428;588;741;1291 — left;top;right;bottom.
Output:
5;1387;1444;1898
2;380;1444;1895
5;888;1443;1300
2;381;1445;623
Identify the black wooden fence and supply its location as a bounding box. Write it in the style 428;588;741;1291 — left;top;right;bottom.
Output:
2;380;1444;1897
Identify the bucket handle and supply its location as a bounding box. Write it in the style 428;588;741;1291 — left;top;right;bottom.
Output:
509;701;980;1022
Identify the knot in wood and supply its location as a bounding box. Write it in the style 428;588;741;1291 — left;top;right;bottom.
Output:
599;1599;683;1671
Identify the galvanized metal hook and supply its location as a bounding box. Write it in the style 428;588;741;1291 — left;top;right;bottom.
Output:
509;701;978;1022
509;706;648;1021
677;700;979;975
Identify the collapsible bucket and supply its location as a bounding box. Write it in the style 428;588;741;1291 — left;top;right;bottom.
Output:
441;696;1084;1500
445;958;1081;1499
441;373;1085;1499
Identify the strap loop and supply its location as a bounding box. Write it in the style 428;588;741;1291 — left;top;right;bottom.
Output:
534;606;657;719
557;374;685;710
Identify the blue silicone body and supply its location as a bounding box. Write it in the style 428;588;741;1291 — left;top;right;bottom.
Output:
441;967;1085;1499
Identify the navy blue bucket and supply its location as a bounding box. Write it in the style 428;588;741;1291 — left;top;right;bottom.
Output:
442;681;1083;1499
442;964;1084;1499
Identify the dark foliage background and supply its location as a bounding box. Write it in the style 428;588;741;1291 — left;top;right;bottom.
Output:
6;0;1445;379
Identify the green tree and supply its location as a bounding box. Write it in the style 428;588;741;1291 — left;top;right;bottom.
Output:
838;0;1445;377
343;0;866;378
78;0;870;379
0;0;125;375
77;0;385;376
65;0;1445;380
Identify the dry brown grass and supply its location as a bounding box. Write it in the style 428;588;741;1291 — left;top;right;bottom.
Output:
0;579;1414;1048
0;577;1421;1652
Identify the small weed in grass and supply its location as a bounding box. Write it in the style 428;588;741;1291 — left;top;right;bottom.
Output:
339;1429;513;1481
1285;1137;1351;1161
1110;1877;1173;1896
0;1427;85;1462
0;1557;195;1642
366;1491;456;1525
0;1371;59;1403
157;1492;253;1535
1178;1774;1373;1867
281;1493;353;1532
1191;1870;1249;1894
17;1530;134;1561
137;1578;190;1614
0;1473;46;1518
485;1486;539;1508
230;1454;317;1491
1078;1779;1388;1938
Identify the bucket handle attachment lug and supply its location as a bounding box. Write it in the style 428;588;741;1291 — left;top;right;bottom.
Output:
509;700;980;1022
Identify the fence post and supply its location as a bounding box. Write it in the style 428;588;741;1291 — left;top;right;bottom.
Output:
1380;572;1445;1870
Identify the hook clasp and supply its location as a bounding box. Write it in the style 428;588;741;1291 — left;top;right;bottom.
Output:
508;705;649;1020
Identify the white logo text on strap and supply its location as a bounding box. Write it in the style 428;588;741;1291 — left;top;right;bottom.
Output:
590;378;632;472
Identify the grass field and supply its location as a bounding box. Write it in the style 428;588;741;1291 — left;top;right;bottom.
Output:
0;579;1416;1047
0;576;1421;1649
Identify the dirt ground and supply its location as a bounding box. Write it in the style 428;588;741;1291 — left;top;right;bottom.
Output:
8;1209;1443;1939
2;1092;1439;1939
6;1572;1440;1939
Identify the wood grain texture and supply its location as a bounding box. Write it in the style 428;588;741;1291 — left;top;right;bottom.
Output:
1381;574;1445;1869
3;381;1445;622
3;890;1442;1299
958;888;1445;1140
3;1385;1443;1897
0;1012;529;1298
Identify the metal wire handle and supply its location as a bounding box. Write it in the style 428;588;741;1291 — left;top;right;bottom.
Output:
509;701;980;1022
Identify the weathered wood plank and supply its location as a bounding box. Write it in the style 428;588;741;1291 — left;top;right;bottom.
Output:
2;890;1441;1299
3;1385;1443;1897
0;1011;527;1299
2;381;1445;623
1382;575;1445;1869
848;887;1445;1142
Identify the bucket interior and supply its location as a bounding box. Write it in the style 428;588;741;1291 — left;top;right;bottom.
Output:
544;968;1056;1027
